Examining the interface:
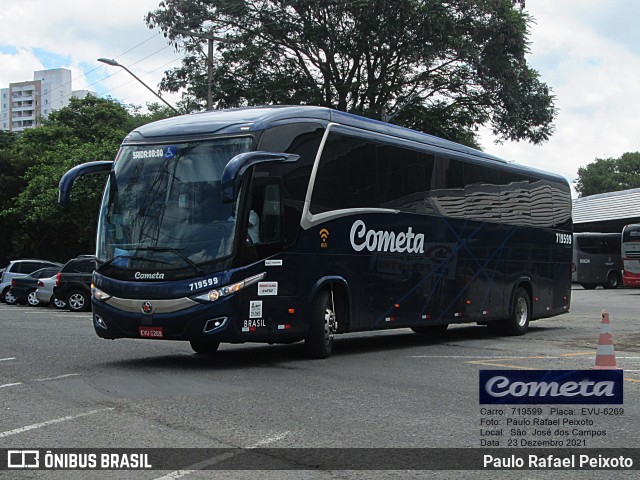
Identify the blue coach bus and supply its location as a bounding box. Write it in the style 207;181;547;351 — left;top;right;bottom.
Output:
59;106;572;358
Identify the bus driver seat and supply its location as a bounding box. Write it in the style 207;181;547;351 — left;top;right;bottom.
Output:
247;210;260;244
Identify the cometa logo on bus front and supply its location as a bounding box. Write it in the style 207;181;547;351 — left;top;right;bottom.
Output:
134;272;165;280
350;220;425;254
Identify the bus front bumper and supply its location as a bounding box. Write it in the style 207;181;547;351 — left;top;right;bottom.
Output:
91;296;238;343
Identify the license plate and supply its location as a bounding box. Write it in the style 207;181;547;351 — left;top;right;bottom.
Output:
139;326;164;338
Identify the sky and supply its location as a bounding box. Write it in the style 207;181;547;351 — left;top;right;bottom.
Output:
2;0;640;196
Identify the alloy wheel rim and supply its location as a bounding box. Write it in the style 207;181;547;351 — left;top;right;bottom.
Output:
516;297;528;327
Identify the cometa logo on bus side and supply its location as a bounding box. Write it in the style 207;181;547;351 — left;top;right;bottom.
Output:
350;220;425;254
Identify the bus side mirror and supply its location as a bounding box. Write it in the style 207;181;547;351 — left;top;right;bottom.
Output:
220;151;299;203
58;161;113;207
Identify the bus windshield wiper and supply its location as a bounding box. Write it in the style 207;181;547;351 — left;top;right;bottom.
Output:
131;247;204;276
97;254;171;271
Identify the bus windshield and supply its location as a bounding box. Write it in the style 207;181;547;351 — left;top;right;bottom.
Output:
96;137;252;270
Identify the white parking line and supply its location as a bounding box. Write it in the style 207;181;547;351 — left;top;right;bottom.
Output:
152;431;290;480
0;408;114;438
0;373;79;389
0;357;16;362
408;355;559;359
248;431;290;448
34;373;80;382
0;382;22;389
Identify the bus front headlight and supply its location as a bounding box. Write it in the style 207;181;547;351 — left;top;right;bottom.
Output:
193;272;265;303
91;284;112;301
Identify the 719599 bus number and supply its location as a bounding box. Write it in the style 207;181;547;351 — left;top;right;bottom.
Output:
556;233;572;245
189;277;219;291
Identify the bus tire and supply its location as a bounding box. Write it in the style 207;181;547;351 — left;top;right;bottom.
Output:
305;290;336;359
501;287;530;336
580;283;597;290
604;272;620;289
190;340;220;354
411;324;448;336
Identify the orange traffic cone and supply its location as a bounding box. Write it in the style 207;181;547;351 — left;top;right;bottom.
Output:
593;311;619;369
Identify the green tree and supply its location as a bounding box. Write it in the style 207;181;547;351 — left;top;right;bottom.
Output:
146;0;555;147
0;96;173;263
574;152;640;197
0;131;20;264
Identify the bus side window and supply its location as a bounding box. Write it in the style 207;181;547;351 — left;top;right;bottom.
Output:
260;184;281;243
246;182;282;246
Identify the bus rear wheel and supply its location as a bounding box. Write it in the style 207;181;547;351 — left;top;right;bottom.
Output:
490;287;530;336
190;340;220;355
503;287;530;336
305;290;337;359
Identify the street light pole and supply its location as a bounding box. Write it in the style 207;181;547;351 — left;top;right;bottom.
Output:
97;58;180;115
207;38;213;111
175;30;230;111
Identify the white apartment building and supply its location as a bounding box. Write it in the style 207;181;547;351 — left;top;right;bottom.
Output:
1;68;92;132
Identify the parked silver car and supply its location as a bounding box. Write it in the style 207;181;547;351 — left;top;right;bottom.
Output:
35;274;67;309
1;259;63;304
8;267;62;306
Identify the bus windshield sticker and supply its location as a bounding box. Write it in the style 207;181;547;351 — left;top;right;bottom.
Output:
164;146;177;158
131;146;177;160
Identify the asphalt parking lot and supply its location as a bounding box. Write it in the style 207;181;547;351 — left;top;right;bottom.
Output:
0;285;638;478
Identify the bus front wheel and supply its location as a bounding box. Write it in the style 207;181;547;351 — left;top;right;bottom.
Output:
305;290;336;359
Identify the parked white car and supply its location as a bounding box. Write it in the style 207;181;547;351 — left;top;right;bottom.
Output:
35;274;67;309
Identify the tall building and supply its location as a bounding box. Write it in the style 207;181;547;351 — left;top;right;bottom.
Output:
1;68;93;132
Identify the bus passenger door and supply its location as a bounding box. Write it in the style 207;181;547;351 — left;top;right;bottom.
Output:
239;170;298;336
